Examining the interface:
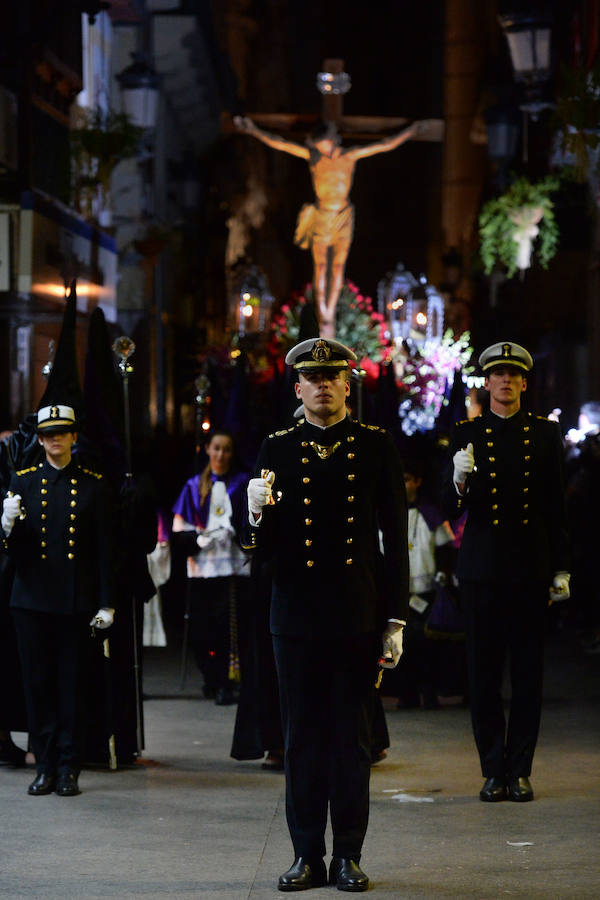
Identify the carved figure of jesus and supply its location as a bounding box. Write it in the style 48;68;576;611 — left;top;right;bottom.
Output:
234;116;422;338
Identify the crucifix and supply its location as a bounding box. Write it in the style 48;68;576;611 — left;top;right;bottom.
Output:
233;59;443;339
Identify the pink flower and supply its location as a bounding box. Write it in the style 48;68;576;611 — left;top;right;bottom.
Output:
356;294;364;303
299;297;306;305
372;312;384;322
280;326;288;335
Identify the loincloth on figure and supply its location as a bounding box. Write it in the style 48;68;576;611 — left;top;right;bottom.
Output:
294;203;355;251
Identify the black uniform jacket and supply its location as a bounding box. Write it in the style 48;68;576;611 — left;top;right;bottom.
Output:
2;459;115;615
442;409;569;583
243;416;409;637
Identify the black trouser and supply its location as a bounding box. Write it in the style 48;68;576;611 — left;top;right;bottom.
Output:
12;608;90;776
189;576;247;692
272;634;379;861
460;580;547;779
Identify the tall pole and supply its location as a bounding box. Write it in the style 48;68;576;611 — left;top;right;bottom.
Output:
112;336;144;756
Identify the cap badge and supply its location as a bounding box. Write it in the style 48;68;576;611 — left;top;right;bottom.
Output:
502;343;511;358
50;406;60;419
312;340;331;363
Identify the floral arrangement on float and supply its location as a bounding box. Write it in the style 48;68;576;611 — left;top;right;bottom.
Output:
478;175;560;278
394;330;474;435
270;281;391;374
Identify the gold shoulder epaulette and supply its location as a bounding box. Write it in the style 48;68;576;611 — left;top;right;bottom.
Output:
80;466;103;480
15;465;37;476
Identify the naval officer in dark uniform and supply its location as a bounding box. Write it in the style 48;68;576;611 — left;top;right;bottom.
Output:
245;338;409;892
442;342;569;803
1;404;115;796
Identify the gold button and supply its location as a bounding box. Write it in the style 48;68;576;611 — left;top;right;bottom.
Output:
69;526;75;533
305;518;312;526
524;426;530;432
304;498;311;505
523;487;529;493
347;516;354;523
41;514;46;520
485;428;492;434
41;488;47;495
489;457;495;463
41;478;47;485
492;519;499;526
347;474;356;481
41;540;46;547
70;501;76;507
71;489;77;495
347;452;355;460
524;439;530;445
347;436;355;442
347;495;355;503
346;537;353;544
68;553;74;560
491;487;497;494
522;519;529;524
302;457;309;464
306;560;314;568
69;540;75;547
41;526;46;533
70;514;76;521
523;503;529;509
303;477;310;483
41;554;47;560
524;471;530;477
346;558;353;565
42;500;47;507
71;478;77;484
492;504;498;510
524;455;531;461
301;442;308;447
305;539;312;547
487;442;494;448
490;472;496;478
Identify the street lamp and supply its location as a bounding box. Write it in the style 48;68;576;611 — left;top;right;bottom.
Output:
229;263;274;338
377;263;444;349
498;11;554;120
116;52;161;130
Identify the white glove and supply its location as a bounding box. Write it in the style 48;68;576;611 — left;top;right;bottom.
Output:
197;527;231;550
549;572;571;604
90;608;115;629
453;442;475;486
1;494;22;536
380;622;405;669
247;475;272;518
197;531;217;550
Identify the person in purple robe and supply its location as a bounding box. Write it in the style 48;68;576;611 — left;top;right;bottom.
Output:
172;430;250;705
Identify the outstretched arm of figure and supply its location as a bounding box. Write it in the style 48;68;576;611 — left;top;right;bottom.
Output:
233;116;310;160
347;120;432;161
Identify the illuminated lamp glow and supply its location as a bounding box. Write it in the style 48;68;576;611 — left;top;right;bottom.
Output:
242;292;251;301
416;312;428;326
201;420;211;431
241;304;254;317
391;298;404;310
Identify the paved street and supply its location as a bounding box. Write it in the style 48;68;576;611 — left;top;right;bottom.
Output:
1;625;599;899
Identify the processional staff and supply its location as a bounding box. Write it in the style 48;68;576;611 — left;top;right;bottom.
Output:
112;335;144;756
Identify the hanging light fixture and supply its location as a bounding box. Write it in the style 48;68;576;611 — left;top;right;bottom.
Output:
116;52;161;130
498;11;554;119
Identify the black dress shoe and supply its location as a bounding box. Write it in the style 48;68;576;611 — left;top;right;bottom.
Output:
0;737;27;768
56;772;81;797
28;773;56;796
278;857;327;891
215;687;236;706
329;858;369;892
479;776;507;802
507;776;533;802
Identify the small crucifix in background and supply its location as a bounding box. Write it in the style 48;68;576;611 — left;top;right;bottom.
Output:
234;59;442;338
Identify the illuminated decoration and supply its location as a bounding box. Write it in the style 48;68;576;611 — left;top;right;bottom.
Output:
396;331;474;435
316;71;351;95
270;281;390;365
229;263;274;338
498;11;554;120
377;263;444;348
